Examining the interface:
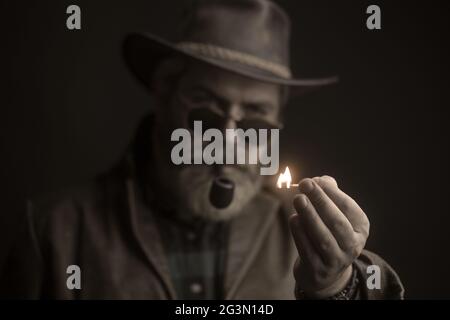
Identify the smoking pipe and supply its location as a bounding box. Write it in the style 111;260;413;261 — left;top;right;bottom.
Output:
209;177;235;209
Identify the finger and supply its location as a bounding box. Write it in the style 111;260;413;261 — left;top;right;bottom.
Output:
293;194;342;265
298;179;356;251
289;213;323;270
313;175;337;187
315;176;370;238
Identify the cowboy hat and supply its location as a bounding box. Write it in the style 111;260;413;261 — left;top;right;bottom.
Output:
123;0;338;94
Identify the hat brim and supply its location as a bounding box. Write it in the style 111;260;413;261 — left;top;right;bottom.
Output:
123;32;338;95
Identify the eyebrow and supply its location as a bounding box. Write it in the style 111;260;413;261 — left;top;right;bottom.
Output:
243;101;275;113
189;85;277;112
189;85;229;107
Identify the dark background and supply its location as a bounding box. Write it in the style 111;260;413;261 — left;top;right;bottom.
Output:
1;0;449;298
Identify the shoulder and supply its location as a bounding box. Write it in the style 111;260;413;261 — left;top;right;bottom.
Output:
25;165;128;240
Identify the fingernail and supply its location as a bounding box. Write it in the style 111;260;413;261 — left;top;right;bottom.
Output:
299;179;315;193
322;175;338;187
313;177;324;187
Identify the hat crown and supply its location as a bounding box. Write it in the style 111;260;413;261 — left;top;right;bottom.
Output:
179;0;291;68
123;0;337;92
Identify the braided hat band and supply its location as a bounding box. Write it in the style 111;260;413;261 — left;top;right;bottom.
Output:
177;42;292;79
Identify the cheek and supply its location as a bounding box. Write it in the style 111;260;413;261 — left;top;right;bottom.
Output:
269;109;282;123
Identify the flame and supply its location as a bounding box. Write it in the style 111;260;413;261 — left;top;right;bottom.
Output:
277;166;292;188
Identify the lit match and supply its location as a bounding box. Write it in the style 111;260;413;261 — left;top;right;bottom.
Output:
277;166;299;188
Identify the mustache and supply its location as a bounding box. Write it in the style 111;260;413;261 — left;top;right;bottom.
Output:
212;162;251;173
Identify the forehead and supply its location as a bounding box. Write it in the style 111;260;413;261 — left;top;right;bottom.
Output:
178;61;281;106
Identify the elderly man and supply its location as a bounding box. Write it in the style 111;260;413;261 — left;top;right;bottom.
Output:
1;0;403;299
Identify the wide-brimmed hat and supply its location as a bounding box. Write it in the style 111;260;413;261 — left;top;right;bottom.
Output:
123;0;338;94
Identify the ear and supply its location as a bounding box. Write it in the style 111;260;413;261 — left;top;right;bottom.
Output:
150;57;186;99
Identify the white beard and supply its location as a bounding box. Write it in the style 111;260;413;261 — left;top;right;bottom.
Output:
172;164;263;221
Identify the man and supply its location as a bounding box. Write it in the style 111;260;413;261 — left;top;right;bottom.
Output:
1;0;404;299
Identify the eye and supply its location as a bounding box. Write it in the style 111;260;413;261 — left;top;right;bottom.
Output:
188;108;225;131
188;90;215;105
245;103;269;116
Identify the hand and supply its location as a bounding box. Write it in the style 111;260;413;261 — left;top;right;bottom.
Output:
289;176;370;299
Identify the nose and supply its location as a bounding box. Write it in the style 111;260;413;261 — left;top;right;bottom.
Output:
224;118;237;130
224;104;244;129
